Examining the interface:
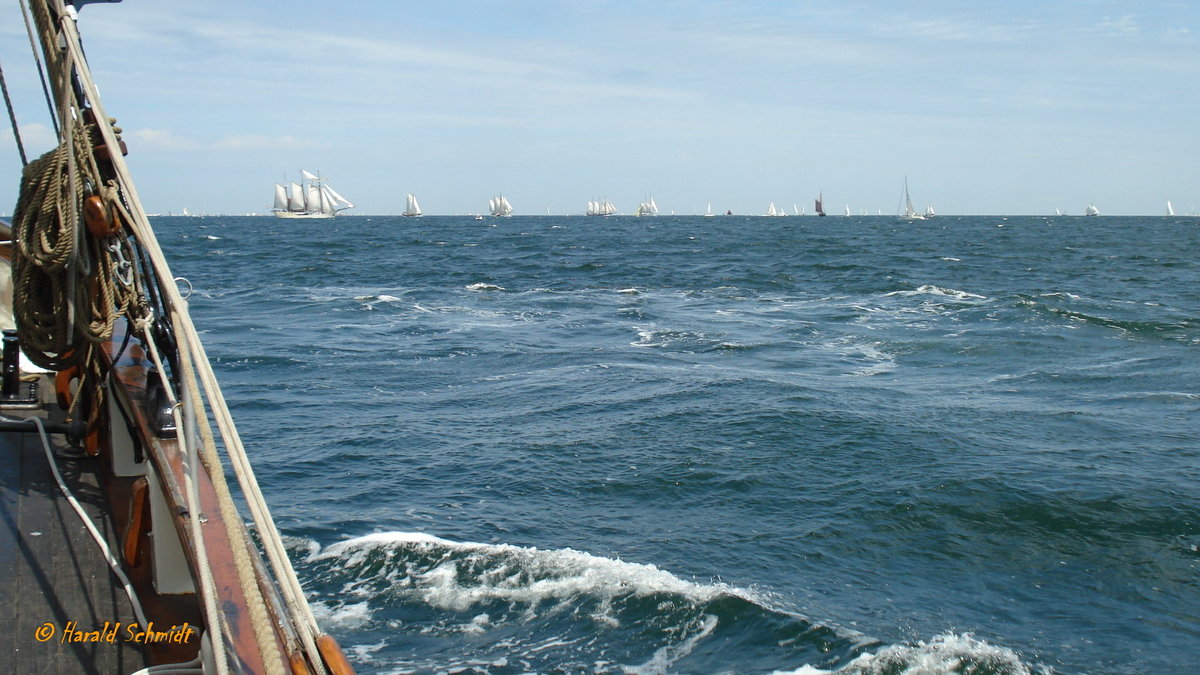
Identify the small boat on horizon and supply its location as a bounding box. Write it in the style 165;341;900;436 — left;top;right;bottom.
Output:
1085;203;1100;216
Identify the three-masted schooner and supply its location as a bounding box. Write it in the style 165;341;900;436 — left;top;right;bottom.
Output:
489;194;513;217
586;198;616;216
272;169;354;218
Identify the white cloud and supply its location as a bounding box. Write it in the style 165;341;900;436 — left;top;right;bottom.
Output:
126;128;200;151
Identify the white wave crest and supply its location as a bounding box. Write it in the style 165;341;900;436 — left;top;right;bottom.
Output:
466;282;505;291
310;531;759;613
884;285;987;301
774;632;1039;675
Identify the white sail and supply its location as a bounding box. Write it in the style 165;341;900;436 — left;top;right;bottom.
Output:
273;184;288;210
766;202;778;217
324;185;354;209
705;202;714;217
1167;200;1175;216
925;205;935;218
405;193;422;216
1085;203;1099;216
845;204;851;216
287;182;305;211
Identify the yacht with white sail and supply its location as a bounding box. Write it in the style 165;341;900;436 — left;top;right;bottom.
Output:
1084;203;1099;217
898;177;926;221
272;170;353;218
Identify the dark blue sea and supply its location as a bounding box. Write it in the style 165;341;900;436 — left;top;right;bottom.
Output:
156;214;1198;674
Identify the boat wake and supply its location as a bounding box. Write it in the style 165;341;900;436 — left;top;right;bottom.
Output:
299;532;1038;674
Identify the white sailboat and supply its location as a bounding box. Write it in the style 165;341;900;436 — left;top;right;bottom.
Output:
924;204;936;218
705;202;715;217
1084;203;1099;217
1167;200;1175;216
404;193;422;217
272;170;353;218
844;204;851;217
898;177;926;221
635;195;659;216
766;202;779;217
586;198;616;216
489;194;513;217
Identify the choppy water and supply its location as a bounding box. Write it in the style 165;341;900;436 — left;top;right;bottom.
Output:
156;214;1199;674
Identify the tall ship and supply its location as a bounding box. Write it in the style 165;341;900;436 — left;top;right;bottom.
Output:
586;198;617;216
635;195;659;216
1084;203;1100;216
489;194;513;217
272;170;354;218
2;1;354;672
815;192;826;217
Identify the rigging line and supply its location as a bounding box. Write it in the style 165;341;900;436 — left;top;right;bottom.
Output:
17;0;59;139
0;62;28;165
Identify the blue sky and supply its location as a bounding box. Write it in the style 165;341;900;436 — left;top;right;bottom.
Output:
2;1;1197;215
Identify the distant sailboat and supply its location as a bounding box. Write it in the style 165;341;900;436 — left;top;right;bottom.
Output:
844;204;851;217
635;195;659;216
705;202;715;217
404;193;422;217
815;192;826;217
272;170;353;219
489;194;513;217
1055;208;1064;216
1084;203;1099;217
1167;200;1175;216
924;204;936;218
898;177;926;221
766;202;779;217
587;198;616;216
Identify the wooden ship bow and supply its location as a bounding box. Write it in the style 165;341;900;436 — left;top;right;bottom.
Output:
1;1;353;672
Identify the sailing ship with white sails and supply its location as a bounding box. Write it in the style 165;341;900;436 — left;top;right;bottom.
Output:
1084;203;1100;217
635;195;659;217
272;170;353;218
404;193;422;217
587;198;617;216
489;194;513;217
